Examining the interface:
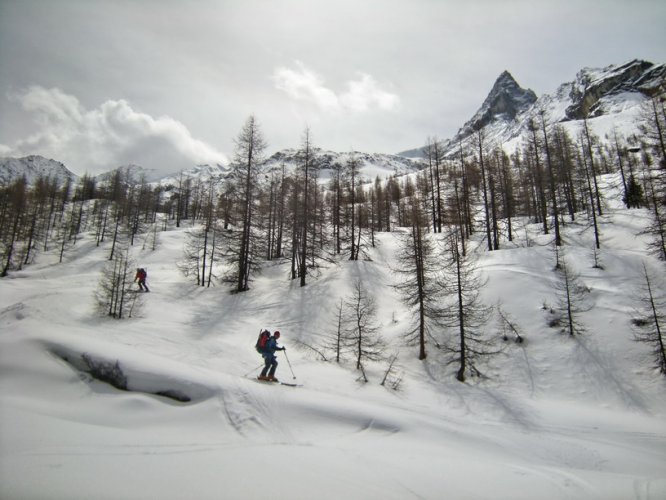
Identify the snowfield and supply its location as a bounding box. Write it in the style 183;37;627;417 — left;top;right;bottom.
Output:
1;174;665;500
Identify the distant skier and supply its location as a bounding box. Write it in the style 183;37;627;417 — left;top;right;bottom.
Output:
134;268;150;292
258;331;285;382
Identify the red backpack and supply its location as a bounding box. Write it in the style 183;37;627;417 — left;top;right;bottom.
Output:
255;330;270;353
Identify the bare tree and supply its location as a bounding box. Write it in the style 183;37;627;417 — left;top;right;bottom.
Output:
319;298;345;363
548;255;590;336
632;262;666;374
582;118;604;216
346;154;361;261
439;232;495;381
345;279;385;372
639;95;666;169
228;115;267;292
296;127;318;286
639;160;666;261
539;110;562;246
527;119;549;235
95;242;142;319
179;224;222;287
475;129;494;251
577;132;602;250
1;176;28;277
392;199;442;360
424;136;445;232
497;304;524;344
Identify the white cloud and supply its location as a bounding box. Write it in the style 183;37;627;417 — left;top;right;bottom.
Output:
272;61;400;114
4;86;229;176
340;73;400;112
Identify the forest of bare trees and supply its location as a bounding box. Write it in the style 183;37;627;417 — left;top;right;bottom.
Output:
1;99;664;375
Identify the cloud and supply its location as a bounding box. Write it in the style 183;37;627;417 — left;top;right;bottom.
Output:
4;86;229;176
272;61;399;114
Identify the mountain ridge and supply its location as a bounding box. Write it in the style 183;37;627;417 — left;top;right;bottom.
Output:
399;58;665;159
2;59;664;184
0;155;77;186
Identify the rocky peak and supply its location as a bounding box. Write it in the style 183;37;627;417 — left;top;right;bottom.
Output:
565;59;661;119
455;70;537;140
483;71;537;121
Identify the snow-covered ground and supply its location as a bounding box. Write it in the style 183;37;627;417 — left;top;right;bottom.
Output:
1;174;665;500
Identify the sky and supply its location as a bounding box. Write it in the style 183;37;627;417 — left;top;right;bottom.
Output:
1;0;665;177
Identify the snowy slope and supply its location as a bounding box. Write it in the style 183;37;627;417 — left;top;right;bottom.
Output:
0;155;78;185
1;174;666;500
264;148;425;183
155;163;231;187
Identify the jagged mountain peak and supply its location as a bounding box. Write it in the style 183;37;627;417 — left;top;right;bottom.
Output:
492;70;522;92
458;70;537;138
399;58;665;160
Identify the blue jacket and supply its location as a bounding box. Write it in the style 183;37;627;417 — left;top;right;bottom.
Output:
263;337;283;359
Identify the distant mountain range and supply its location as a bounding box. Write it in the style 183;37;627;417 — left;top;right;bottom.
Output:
2;59;664;186
399;58;665;158
0;150;424;188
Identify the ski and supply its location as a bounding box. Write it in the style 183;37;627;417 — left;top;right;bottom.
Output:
251;377;301;387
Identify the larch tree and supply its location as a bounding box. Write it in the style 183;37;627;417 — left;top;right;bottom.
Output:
439;231;495;382
229;115;267;292
632;262;666;375
392;198;443;360
549;253;590;336
346;154;362;261
344;279;385;374
1;176;28;277
296;127;317;287
539;110;562;246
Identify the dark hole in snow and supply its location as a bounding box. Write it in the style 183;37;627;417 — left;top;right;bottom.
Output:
51;349;194;403
155;390;191;402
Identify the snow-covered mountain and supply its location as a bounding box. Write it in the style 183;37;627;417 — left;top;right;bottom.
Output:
0;155;78;186
116;163;230;188
455;70;537;140
264;148;425;183
3;59;663;188
400;59;666;159
0;149;416;190
92;164;158;185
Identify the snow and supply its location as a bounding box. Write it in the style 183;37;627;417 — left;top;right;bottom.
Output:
2;174;666;499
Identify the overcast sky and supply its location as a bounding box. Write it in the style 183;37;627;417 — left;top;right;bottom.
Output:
1;0;665;177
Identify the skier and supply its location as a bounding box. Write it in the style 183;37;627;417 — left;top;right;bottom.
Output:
258;331;286;382
134;268;150;292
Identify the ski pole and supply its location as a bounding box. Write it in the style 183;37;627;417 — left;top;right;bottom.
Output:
283;349;296;379
243;363;265;378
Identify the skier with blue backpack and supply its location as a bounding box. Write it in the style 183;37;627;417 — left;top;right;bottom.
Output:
256;330;286;382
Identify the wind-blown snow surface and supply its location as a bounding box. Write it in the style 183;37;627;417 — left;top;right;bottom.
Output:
1;175;665;500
